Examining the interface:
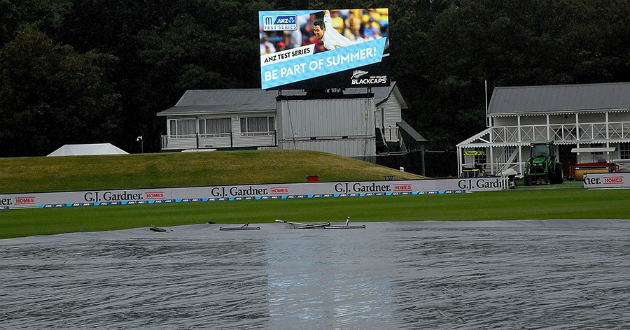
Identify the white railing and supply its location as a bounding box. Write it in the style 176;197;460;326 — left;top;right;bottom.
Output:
161;132;277;150
609;123;630;140
490;122;629;143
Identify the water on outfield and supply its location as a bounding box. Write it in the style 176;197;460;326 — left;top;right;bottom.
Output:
1;220;629;329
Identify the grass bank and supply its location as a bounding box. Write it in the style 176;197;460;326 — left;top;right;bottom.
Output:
0;150;422;194
1;188;628;239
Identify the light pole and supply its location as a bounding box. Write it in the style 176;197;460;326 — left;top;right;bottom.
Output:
136;135;143;153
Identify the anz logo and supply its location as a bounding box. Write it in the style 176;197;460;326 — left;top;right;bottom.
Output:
274;16;295;24
263;15;297;31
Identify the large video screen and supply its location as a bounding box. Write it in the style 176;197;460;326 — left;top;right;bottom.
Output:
259;9;390;90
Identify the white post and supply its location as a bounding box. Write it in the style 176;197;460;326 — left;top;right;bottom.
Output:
490;146;494;176
517;115;522;142
606;111;609;139
576;113;580;141
517;145;522;176
546;114;550;140
457;146;462;178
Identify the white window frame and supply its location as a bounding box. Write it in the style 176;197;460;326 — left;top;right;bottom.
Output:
169;118;197;137
200;118;231;137
240;116;275;136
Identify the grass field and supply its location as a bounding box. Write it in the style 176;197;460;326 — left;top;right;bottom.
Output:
1;188;628;239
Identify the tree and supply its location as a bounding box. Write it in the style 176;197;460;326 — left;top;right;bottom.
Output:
0;26;121;156
0;0;58;46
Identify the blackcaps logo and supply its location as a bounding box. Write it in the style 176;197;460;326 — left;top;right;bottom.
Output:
351;70;388;85
263;15;297;31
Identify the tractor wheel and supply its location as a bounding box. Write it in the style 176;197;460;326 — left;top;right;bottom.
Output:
547;162;557;184
556;162;564;184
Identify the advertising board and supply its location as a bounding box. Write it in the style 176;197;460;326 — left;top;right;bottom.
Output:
259;9;390;90
583;173;630;188
0;178;507;210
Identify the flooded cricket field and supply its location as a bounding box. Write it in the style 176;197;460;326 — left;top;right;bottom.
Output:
1;219;629;329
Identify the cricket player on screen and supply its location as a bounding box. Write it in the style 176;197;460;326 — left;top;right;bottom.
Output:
313;10;354;50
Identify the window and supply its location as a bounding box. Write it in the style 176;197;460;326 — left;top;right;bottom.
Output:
169;119;196;136
240;116;275;136
620;143;630;160
200;118;231;137
169;119;177;136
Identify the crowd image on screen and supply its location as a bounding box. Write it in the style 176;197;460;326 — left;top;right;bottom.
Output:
260;9;389;55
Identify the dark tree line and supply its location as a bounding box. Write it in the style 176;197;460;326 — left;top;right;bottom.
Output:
2;0;630;156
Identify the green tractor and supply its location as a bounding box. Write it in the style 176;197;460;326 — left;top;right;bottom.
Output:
524;140;564;185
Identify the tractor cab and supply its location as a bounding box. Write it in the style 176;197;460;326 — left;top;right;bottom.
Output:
530;142;552;159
